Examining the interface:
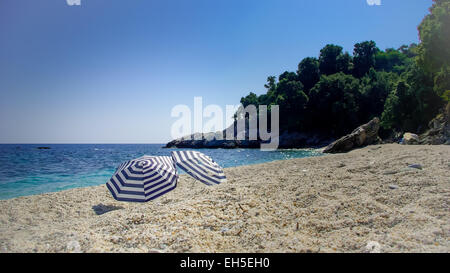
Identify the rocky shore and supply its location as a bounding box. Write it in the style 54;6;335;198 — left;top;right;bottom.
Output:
165;119;334;149
165;131;334;149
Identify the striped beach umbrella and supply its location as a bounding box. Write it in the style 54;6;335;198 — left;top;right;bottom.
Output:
171;151;226;186
106;155;178;202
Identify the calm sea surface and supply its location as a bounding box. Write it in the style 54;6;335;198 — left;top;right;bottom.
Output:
0;144;322;200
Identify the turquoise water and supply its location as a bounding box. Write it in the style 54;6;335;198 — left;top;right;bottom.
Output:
0;144;322;200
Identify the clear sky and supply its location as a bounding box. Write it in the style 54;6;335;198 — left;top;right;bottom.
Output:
0;0;432;143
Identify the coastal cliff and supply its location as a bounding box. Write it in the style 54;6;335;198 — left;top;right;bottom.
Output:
165;109;450;150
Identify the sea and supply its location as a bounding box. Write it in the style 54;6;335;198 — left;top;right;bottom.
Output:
0;144;322;200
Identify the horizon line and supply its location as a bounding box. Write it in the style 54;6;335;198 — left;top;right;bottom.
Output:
0;143;167;145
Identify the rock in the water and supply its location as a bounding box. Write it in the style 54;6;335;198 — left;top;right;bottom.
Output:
402;133;420;145
323;117;381;153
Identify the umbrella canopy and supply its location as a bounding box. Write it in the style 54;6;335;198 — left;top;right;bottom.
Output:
171;151;226;186
106;155;178;202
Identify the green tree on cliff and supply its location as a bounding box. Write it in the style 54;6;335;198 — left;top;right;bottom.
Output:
297;57;320;92
353;40;379;78
381;0;448;132
417;0;450;100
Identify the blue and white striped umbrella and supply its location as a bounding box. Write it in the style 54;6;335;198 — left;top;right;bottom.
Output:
171;151;226;186
106;155;178;202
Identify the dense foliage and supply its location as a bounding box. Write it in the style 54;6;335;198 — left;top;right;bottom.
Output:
240;0;449;138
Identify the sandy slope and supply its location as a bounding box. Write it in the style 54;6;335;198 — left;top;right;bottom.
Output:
0;144;448;253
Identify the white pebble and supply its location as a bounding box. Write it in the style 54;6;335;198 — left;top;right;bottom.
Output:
66;240;81;253
365;241;381;253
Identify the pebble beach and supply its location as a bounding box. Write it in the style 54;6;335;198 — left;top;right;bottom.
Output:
0;144;449;253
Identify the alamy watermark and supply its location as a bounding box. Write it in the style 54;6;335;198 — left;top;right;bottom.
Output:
366;0;381;6
171;97;280;151
66;0;81;6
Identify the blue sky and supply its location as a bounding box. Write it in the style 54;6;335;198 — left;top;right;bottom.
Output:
0;0;432;143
